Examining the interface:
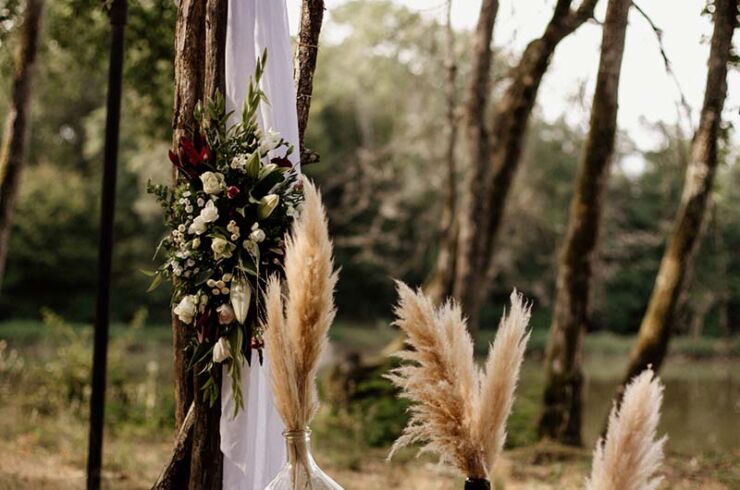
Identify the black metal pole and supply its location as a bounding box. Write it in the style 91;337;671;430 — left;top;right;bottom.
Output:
86;1;127;489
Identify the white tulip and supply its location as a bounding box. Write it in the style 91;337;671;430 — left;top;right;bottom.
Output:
212;336;232;363
188;216;207;235
217;303;236;325
199;200;219;223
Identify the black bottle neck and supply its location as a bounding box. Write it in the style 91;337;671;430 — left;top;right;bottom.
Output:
464;478;491;490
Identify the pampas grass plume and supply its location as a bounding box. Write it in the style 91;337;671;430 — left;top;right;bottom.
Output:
585;368;666;490
387;285;531;480
264;179;338;432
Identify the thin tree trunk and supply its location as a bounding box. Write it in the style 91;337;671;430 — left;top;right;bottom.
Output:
538;0;631;446
425;0;459;304
294;0;324;164
0;0;44;294
452;0;498;321
453;0;598;331
615;0;736;395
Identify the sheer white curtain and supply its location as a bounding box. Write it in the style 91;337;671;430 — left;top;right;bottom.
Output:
220;0;300;488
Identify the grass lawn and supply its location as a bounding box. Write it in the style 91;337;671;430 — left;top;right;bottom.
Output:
0;318;737;489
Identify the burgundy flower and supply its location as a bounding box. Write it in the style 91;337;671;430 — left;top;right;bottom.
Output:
250;336;263;350
195;308;216;343
226;185;241;199
169;135;212;181
271;156;293;168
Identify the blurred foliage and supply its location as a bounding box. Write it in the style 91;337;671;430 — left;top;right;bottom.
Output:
0;0;737;338
0;308;175;430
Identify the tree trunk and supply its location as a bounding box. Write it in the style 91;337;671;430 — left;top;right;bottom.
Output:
171;0;206;439
424;0;459;304
453;0;598;331
0;0;45;294
186;1;227;488
538;0;631;446
615;0;736;395
451;0;498;322
294;0;324;164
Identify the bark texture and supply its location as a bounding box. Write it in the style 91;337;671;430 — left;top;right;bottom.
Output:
424;0;460;303
171;0;206;437
538;0;631;446
153;404;195;490
0;0;45;294
166;0;224;488
453;0;598;331
294;0;324;163
616;0;737;394
451;0;498;314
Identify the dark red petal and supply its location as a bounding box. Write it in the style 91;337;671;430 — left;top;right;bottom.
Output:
227;186;241;199
271;156;293;168
168;149;180;165
200;146;212;162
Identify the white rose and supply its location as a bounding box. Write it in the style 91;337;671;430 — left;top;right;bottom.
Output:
217;304;236;325
174;295;198;324
191;237;201;249
249;228;266;243
212;337;232;363
211;237;234;260
188;216;207;235
199;200;219;223
200;171;225;195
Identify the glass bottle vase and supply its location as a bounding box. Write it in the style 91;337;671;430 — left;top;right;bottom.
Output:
265;429;344;490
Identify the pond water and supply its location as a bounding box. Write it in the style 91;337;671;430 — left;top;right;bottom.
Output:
520;356;739;454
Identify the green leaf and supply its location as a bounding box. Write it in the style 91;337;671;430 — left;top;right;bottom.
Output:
146;272;163;292
187;342;213;371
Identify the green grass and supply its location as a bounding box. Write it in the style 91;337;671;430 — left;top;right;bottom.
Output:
0;316;737;489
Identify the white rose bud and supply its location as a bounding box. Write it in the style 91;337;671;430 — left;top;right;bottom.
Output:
212;336;232;363
173;295;198;324
249;228;266;243
217;304;236;325
211;237;234;261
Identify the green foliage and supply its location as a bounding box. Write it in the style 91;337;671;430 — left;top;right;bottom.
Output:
0;309;175;430
0;0;737;343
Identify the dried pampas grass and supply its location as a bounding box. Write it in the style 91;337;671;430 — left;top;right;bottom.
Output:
263;179;338;432
585;368;666;490
387;284;531;480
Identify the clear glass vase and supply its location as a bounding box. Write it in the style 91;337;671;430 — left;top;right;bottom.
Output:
265;429;344;490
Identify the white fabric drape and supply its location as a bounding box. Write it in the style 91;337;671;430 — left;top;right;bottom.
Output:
221;0;300;488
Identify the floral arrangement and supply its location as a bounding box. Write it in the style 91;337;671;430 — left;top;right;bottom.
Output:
147;54;302;411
